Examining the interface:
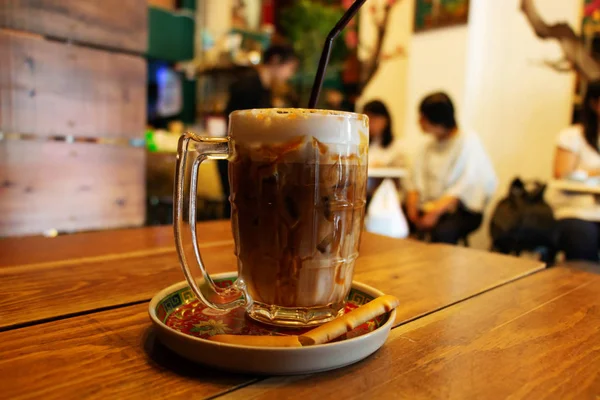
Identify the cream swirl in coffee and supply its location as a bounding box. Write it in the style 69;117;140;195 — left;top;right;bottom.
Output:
229;108;368;146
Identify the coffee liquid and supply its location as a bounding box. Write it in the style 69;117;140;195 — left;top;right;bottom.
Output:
230;137;367;310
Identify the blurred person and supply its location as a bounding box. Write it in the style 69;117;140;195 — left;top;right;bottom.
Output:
224;44;299;116
363;100;407;237
324;89;353;112
323;81;353;112
362;100;404;167
219;44;299;217
548;80;600;261
405;92;497;244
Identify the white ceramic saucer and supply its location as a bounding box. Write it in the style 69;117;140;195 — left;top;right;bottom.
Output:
148;272;396;375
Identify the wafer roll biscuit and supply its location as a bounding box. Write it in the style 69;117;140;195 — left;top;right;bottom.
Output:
298;294;399;346
208;334;302;347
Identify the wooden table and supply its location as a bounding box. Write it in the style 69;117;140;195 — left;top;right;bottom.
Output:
224;267;600;399
2;220;597;399
550;179;600;195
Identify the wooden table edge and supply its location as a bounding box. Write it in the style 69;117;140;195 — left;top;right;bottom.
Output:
1;239;233;271
391;264;547;328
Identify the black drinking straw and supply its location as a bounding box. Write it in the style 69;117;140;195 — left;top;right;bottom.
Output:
308;0;368;109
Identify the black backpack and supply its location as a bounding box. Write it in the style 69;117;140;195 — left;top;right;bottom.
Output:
490;178;557;263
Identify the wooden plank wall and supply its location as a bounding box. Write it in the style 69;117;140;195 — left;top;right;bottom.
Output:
0;30;146;138
0;2;147;237
0;0;147;53
0;141;146;235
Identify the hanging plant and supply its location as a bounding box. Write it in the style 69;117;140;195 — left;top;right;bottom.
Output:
280;0;350;101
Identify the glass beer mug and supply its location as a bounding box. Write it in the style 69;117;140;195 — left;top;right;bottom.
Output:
174;109;369;327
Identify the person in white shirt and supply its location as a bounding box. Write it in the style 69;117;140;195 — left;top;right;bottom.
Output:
405;92;498;244
363;100;404;168
549;81;600;261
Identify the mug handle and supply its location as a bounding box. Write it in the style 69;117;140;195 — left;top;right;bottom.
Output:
174;133;250;311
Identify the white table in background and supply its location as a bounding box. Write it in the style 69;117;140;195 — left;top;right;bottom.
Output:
368;167;408;179
550;179;600;195
366;167;409;204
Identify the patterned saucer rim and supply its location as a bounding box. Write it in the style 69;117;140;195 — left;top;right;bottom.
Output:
148;272;396;351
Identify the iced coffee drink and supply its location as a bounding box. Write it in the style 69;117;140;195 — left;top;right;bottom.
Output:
228;109;368;326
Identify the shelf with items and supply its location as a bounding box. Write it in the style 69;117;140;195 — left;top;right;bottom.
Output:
146;1;205;224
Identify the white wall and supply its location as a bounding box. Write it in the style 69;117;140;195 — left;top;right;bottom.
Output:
463;0;581;248
358;2;469;154
403;26;469;154
358;0;415;139
200;0;234;40
359;0;582;249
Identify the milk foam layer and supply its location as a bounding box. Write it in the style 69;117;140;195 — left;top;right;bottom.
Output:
229;108;368;145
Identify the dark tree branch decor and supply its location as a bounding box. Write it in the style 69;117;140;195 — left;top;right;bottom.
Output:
359;0;405;93
521;0;600;81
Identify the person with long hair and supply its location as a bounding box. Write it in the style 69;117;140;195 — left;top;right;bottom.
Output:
362;100;404;167
405;92;497;244
549;80;600;261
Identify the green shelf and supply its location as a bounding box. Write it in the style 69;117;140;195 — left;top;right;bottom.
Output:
147;6;195;61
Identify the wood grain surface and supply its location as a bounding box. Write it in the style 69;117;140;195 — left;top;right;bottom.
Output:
222;267;600;400
0;30;146;139
0;223;543;330
0;240;235;330
0;303;256;400
0;221;555;399
0;141;146;236
0;221;231;267
0;0;147;53
352;242;545;325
